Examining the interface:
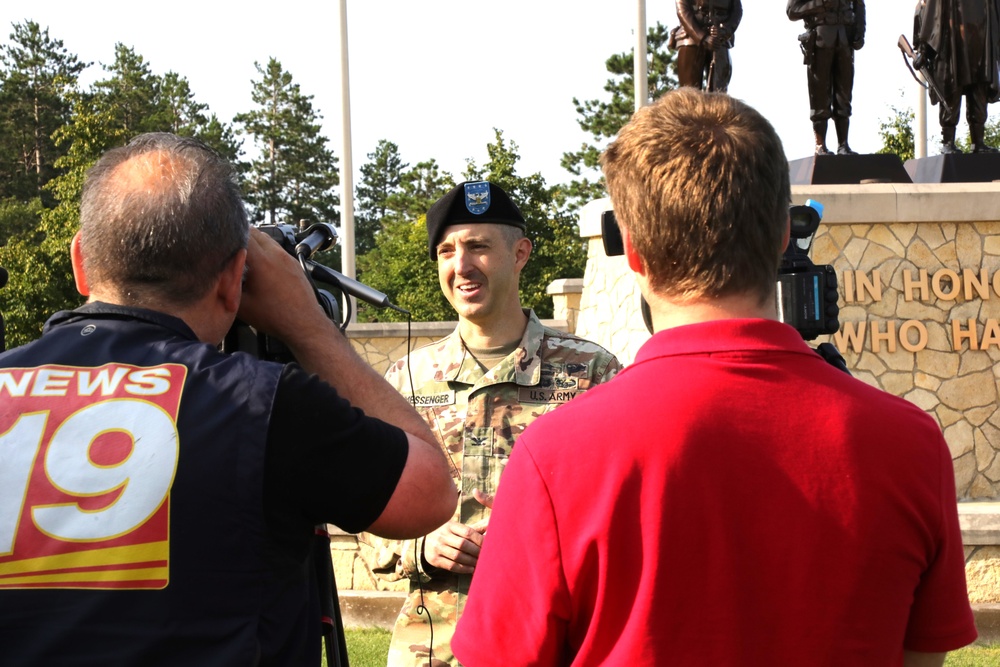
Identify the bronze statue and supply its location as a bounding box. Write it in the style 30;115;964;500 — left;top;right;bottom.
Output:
670;1;743;93
787;0;866;155
912;0;1000;153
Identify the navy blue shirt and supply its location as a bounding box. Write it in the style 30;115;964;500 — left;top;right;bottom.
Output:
0;303;408;666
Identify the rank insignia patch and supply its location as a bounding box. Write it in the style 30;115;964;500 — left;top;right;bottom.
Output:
464;181;490;215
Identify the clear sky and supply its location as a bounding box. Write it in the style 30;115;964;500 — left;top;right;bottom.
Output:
0;1;976;191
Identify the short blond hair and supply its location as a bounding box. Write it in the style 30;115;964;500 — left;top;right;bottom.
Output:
601;88;789;304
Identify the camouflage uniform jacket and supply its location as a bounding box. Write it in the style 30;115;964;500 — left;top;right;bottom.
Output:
361;309;620;667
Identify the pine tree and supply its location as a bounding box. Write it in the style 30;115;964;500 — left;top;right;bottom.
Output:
234;58;339;228
2;43;235;345
389;159;454;221
353;151;454;322
355;139;407;257
0;20;86;203
559;22;677;208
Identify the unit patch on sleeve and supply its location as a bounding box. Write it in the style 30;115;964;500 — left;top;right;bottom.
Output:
519;363;585;404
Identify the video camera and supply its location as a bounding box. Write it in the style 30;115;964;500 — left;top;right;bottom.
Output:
220;221;398;363
777;200;840;341
600;199;840;341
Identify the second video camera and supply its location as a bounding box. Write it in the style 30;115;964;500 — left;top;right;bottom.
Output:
600;200;840;341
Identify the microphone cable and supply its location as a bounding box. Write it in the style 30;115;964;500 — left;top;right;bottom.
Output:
402;312;436;667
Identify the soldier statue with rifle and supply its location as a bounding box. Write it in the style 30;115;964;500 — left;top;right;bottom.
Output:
787;0;866;156
670;0;743;93
904;0;1000;154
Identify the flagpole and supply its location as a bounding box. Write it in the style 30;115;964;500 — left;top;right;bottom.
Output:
636;0;648;111
339;0;357;321
916;85;928;159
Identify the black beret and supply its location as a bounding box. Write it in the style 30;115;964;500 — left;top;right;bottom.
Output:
426;181;526;259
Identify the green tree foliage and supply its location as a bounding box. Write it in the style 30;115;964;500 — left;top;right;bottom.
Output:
986;117;1000;147
3;43;174;345
0;21;86;204
235;58;339;228
389;159;454;221
0;197;46;348
0;196;42;247
354;141;455;259
876;105;915;162
1;40;237;345
0;194;80;348
957;115;1000;153
355;140;407;257
877;103;1000;156
157;72;241;163
356;214;452;322
559;22;677;207
353;152;454;322
467;131;587;319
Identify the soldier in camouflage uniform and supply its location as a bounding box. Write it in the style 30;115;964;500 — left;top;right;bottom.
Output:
360;181;620;667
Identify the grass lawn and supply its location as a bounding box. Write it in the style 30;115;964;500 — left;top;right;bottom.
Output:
339;629;997;667
945;643;1000;666
344;627;391;666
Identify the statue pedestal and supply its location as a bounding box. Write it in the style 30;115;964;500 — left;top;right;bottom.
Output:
905;154;1000;183
788;153;912;185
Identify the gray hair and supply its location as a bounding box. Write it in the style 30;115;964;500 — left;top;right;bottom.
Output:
78;132;249;307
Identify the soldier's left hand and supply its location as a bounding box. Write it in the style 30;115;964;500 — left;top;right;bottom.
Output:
422;521;484;574
853;38;864;50
467;489;495;533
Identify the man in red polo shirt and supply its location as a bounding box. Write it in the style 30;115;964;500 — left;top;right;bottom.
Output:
452;89;976;667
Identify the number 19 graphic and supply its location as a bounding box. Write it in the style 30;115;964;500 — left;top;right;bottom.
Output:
0;364;183;589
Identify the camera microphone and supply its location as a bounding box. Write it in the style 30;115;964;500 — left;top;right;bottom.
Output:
0;266;8;289
306;261;393;309
294;223;337;258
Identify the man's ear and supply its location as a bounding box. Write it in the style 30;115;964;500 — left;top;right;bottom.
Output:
217;249;247;315
620;223;646;276
70;232;90;297
513;234;532;270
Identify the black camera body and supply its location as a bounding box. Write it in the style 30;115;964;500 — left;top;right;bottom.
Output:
600;200;840;341
256;222;343;325
220;222;342;363
777;200;840;341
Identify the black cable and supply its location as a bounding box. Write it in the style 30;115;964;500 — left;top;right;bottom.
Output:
402;313;434;667
414;540;434;667
340;294;353;332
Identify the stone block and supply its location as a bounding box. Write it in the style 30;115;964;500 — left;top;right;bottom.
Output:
967;547;1000;604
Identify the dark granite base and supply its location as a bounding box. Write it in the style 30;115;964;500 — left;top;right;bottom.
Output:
905;153;1000;183
788;153;912;185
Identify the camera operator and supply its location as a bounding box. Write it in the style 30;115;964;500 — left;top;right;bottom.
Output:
453;89;975;666
0;132;454;666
